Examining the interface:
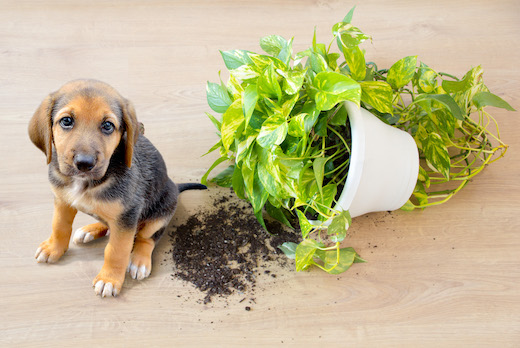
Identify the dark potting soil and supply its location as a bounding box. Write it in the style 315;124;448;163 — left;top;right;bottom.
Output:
166;190;300;304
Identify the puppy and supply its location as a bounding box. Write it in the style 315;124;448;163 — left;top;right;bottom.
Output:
29;79;205;297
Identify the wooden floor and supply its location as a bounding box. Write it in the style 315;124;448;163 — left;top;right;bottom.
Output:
1;0;519;346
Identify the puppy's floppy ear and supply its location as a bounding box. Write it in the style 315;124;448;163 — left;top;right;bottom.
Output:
121;99;140;168
28;93;56;164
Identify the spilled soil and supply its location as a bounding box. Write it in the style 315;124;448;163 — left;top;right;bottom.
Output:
166;189;300;305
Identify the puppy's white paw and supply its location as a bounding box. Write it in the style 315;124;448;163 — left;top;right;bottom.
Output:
34;240;66;263
73;227;96;244
94;280;119;297
35;246;51;263
127;261;151;281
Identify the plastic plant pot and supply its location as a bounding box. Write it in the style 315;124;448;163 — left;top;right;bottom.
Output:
311;101;419;226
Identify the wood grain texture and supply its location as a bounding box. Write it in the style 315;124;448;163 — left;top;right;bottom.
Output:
1;0;519;346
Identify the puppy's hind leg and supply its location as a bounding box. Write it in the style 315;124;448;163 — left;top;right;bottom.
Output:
128;218;170;280
73;222;109;244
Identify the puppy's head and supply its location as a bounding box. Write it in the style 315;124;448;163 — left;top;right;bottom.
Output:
28;79;139;180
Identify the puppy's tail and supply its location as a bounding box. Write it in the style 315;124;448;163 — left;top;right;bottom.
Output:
178;183;207;193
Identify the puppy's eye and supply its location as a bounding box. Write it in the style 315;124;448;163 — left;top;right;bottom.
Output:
101;121;115;135
59;117;74;129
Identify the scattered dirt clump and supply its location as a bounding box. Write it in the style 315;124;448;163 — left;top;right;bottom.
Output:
167;190;300;304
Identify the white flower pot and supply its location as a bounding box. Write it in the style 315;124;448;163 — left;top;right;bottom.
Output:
312;101;419;225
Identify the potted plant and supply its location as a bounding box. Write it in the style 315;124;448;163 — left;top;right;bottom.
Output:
202;8;514;274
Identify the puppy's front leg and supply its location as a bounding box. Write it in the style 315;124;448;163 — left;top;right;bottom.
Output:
35;198;77;263
93;226;135;297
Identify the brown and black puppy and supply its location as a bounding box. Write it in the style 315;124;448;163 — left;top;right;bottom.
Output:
29;79;205;297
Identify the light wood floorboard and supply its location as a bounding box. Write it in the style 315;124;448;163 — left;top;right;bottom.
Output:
1;1;519;346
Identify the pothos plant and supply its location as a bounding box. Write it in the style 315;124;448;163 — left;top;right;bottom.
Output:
202;7;514;274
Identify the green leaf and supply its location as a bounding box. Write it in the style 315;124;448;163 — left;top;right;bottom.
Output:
278;242;297;259
243;84;258;126
314;247;357;274
309;50;329;74
220;49;254;69
413;181;429;206
211;165;234;187
232;164;245;199
335;23;371;49
296;209;313;239
201;140;222;157
424;133;451;179
312;26;318;51
288;113;306;137
257;63;282;100
441;71;472;93
260;35;287;56
295;239;321;271
417;165;430;188
248;53;286;72
227;74;244;99
206;82;233;113
431;109;456;138
313;157;328;197
259;35;293;66
236;135;255;164
220;99;244;151
254;209;268;231
326;52;341;71
343;6;356;24
265;201;293;229
329;103;348;126
360;81;393;114
256;113;288;148
278;37;293;67
314;184;337;217
241;161;255;197
257;161;279;198
342;45;366;81
314;113;329;136
416;62;438;93
327;210;352;243
400;200;416;211
283;68;307;95
313;71;361;111
201;156;229;186
387;56;417;89
250;170;269;213
301;101;321;132
281;94;299;117
230;65;259;81
205;112;222;132
473;91;515;111
248;110;266;131
417;94;464;120
349;247;366;263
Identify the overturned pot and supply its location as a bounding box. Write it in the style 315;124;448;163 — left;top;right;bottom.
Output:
311;101;419;225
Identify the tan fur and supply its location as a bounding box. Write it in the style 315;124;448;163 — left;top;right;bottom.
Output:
77;222;109;241
52;96;122;180
28;94;56;164
28;80;139;168
35;198;78;263
51;178;124;223
130;218;171;276
93;228;136;295
29;79;198;297
30;80;139;296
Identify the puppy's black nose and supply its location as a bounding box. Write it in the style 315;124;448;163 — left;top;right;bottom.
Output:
74;154;96;172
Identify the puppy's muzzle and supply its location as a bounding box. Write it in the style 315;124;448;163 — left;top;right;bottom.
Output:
74;154;97;172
